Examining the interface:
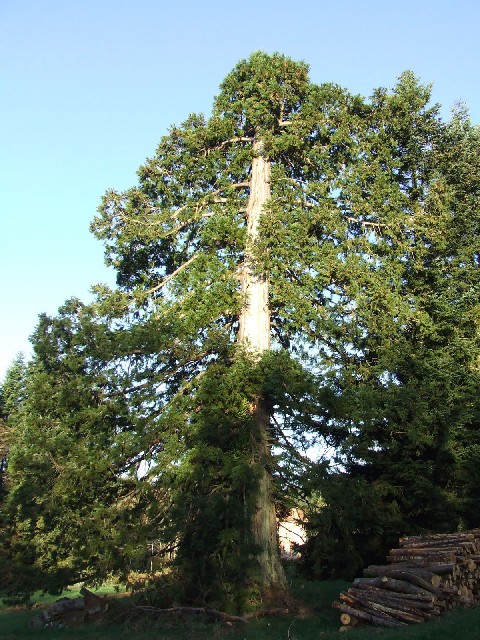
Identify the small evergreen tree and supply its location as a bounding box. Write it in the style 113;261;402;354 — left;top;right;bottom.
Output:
4;301;162;596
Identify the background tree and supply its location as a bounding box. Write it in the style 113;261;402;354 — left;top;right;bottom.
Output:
0;354;35;601
3;301;171;599
0;353;28;517
301;75;480;578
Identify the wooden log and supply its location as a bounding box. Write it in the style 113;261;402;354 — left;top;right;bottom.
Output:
399;533;476;546
440;586;462;597
425;562;457;575
364;564;434;578
386;554;456;564
334;528;480;629
381;577;438;597
351;585;437;604
44;597;85;622
460;585;473;598
370;602;428;623
341;591;425;624
400;538;475;549
373;561;456;576
333;602;406;628
389;547;464;557
353;576;432;596
347;589;440;614
364;564;440;583
378;570;443;597
340;612;358;626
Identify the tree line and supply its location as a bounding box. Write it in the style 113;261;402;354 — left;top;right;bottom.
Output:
1;52;480;611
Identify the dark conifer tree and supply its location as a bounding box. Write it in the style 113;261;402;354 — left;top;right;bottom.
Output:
301;75;480;577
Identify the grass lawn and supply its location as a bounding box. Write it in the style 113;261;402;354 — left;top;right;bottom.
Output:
1;579;480;640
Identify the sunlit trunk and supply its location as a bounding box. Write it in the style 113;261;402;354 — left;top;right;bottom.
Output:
238;141;271;352
239;140;287;590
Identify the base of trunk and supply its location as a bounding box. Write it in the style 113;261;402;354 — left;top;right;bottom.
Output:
251;394;287;596
253;470;287;591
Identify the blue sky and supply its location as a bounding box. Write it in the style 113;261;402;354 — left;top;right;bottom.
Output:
1;0;479;379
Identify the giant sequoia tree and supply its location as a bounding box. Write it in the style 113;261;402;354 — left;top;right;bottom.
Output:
4;53;480;607
89;52;361;600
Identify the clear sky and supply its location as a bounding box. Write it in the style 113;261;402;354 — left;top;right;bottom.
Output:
1;0;479;380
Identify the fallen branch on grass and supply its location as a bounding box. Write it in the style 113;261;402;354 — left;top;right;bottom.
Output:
132;604;289;624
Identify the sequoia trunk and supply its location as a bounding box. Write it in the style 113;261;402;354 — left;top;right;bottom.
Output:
238;140;271;351
239;140;287;590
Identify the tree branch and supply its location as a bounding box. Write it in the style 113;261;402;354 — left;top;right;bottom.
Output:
207;137;254;152
345;216;387;228
117;183;250;230
271;415;315;468
132;604;288;624
141;255;197;298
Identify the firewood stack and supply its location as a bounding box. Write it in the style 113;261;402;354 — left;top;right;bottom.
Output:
333;529;480;630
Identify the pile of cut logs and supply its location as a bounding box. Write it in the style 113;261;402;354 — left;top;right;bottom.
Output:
333;529;480;630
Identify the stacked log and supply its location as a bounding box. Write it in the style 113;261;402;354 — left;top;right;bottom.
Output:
333;529;480;630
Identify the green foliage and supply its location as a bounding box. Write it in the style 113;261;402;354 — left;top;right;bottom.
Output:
0;354;30;600
3;54;480;602
299;474;394;580
301;75;480;575
2;301;164;598
86;51;359;599
1;353;28;418
159;350;329;611
166;355;263;611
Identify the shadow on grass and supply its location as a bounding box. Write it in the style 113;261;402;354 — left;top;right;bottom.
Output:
1;580;480;640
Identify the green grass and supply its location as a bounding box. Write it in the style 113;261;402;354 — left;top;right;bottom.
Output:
1;580;480;640
0;583;120;609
